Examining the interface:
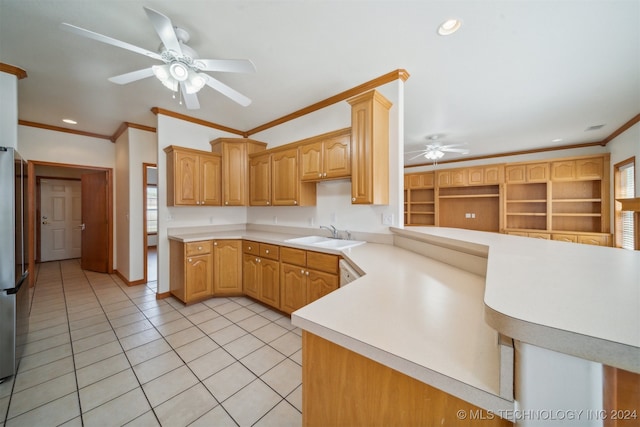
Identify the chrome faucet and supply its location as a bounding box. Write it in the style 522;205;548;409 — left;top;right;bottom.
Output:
320;225;338;239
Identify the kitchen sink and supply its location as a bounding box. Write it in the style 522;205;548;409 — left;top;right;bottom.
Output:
313;239;365;250
284;235;365;250
284;235;333;244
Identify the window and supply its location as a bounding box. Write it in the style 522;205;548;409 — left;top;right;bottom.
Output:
147;185;158;234
614;157;635;250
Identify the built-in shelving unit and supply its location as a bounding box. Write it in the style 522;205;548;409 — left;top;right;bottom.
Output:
404;153;612;246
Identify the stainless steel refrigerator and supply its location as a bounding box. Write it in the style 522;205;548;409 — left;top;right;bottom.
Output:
0;146;30;380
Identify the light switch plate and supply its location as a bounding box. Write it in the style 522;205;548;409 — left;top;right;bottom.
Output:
382;213;394;225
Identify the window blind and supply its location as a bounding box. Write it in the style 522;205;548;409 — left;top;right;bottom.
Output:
619;163;635;250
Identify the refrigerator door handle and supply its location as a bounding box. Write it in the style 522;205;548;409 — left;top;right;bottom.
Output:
3;271;28;295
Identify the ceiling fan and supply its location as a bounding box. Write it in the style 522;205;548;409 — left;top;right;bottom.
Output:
60;6;255;110
406;137;470;163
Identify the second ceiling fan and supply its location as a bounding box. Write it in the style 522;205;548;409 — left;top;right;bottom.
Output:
61;6;255;109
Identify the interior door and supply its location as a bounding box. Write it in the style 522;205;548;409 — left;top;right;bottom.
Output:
81;172;109;272
40;179;82;261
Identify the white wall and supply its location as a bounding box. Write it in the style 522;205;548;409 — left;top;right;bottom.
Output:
127;128;157;282
249;80;404;234
155;114;244;294
115;131;130;278
607;121;640;191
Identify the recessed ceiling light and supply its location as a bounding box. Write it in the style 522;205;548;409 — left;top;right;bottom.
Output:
62;118;77;125
438;19;462;36
552;138;563;143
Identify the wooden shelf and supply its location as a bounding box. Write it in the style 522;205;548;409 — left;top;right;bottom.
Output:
553;198;601;203
507;213;547;216
552;213;601;217
507;199;546;203
439;194;499;199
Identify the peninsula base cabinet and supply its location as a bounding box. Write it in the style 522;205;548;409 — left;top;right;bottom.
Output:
302;332;512;427
212;240;243;295
280;247;339;314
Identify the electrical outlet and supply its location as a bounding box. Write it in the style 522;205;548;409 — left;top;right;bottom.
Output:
471;213;476;219
309;217;315;226
330;212;337;222
273;216;278;224
465;213;471;219
382;213;394;225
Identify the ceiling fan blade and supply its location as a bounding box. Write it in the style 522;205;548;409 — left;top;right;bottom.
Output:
181;84;201;110
441;148;470;153
60;23;162;61
197;59;256;73
204;75;252;106
144;6;182;55
407;152;430;161
108;68;155;84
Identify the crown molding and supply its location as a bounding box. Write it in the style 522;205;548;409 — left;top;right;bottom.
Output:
600;113;640;145
150;107;246;136
18;120;112;141
111;122;156;142
0;63;27;79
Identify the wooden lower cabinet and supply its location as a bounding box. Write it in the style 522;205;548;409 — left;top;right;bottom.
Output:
302;332;512;427
242;241;280;307
169;240;213;304
506;230;611;246
213;240;243;295
280;247;339;314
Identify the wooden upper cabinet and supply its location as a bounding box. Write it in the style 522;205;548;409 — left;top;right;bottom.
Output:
348;90;391;205
408;172;434;189
437;169;467;187
300;129;351;182
551;160;576;181
164;146;221;206
576;157;603;180
505;162;548;183
271;148;299;205
210;138;267;206
249;152;271;206
200;154;222;205
484;165;504;184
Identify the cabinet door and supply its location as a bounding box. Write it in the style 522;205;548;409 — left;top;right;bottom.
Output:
249;154;271;206
307;270;339;304
260;259;280;307
451;169;467;186
468;168;484;185
280;263;307;314
213;240;242;294
484;165;503;184
436;171;451;187
300;142;323;181
577;234;609;246
323;135;351;179
576;157;603;180
271;148;299;206
200;154;221;206
505;165;526;183
551;161;576;181
175;151;199;205
242;254;260;299
527;163;549;182
222;142;247;206
185;253;212;302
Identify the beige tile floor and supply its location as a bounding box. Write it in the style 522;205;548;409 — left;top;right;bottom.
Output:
0;260;302;426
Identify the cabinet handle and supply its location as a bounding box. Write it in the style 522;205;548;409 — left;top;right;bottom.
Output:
352;197;356;202
323;173;327;177
301;269;305;274
267;201;270;205
188;258;192;263
265;249;269;254
225;201;229;205
198;246;202;250
214;242;217;246
318;173;322;177
293;200;297;205
305;271;309;276
248;246;252;250
258;258;261;263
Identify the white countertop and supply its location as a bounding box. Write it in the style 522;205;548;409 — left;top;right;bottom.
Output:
168;225;640;415
395;227;640;373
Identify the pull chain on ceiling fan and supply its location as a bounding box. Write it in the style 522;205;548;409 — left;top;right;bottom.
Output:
60;6;255;110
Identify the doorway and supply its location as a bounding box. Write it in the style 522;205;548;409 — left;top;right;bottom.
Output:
39;178;82;262
143;163;158;283
31;161;113;274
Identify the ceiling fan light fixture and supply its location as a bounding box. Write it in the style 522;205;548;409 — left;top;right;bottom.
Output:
424;150;445;160
184;70;206;94
169;62;189;81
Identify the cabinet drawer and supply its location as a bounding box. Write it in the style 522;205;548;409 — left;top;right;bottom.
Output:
243;240;260;255
307;251;339;274
578;234;609;246
552;234;578;243
186;241;212;256
528;232;551;240
260;243;280;260
280;247;306;266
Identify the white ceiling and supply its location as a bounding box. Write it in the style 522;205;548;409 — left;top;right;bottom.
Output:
1;1;638;166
